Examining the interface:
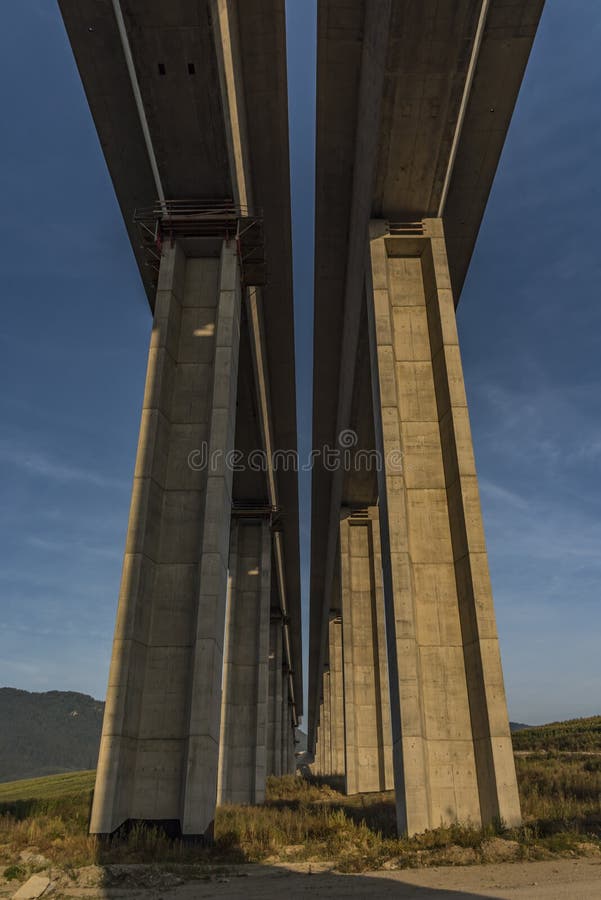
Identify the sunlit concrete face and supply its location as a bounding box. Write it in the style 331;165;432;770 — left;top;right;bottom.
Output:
218;520;272;806
339;509;393;795
367;220;520;832
311;222;521;831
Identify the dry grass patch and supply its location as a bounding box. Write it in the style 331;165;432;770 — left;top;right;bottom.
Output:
1;759;600;879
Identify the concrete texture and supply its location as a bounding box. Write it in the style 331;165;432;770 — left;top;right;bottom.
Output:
280;671;291;775
90;241;242;838
218;520;271;805
339;510;393;794
365;220;520;833
328;615;346;776
267;614;284;777
280;677;296;776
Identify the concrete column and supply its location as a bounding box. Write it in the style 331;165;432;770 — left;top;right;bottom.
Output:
340;509;393;794
366;218;521;835
321;671;333;775
313;704;323;776
267;613;283;777
90;240;241;839
280;669;291;775
218;519;271;805
317;703;324;775
328;615;345;776
288;708;297;774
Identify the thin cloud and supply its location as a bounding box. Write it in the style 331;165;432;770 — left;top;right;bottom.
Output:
25;535;121;561
0;439;128;490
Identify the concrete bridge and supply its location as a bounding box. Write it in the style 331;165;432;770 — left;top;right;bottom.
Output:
309;0;545;835
59;0;302;839
59;0;545;840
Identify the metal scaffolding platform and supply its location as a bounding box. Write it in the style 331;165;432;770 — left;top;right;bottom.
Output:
134;199;266;288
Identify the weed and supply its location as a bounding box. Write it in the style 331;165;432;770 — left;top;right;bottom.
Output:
0;754;599;875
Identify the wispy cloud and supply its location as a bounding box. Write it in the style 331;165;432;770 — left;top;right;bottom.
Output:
472;379;601;473
479;479;529;512
483;478;601;571
25;535;121;560
0;438;128;490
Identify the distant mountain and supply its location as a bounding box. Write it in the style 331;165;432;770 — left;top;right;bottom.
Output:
4;688;593;784
0;688;104;783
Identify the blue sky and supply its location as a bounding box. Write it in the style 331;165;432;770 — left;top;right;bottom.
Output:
0;0;599;726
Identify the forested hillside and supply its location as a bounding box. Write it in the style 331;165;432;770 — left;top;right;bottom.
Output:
0;688;103;782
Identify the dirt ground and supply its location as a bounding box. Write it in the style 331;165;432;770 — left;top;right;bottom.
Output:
2;858;601;900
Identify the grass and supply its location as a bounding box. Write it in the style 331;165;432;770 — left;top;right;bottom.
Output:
1;755;600;879
515;753;601;828
512;716;601;753
0;771;96;803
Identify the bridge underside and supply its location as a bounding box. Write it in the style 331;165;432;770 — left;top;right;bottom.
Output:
309;0;545;834
59;0;302;838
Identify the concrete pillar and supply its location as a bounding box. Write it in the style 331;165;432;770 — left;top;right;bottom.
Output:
280;669;292;774
328;615;345;776
218;519;271;805
267;613;283;777
313;703;323;776
288;709;297;774
321;671;333;775
90;240;241;839
317;704;324;775
340;509;393;794
366;218;521;835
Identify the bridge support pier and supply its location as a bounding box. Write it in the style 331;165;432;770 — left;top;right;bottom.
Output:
340;509;394;794
267;614;284;777
90;240;241;839
218;519;271;805
328;614;345;778
280;669;295;775
321;670;332;776
366;219;521;834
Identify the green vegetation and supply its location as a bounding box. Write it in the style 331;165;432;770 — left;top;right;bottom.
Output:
0;689;102;783
516;753;601;826
0;771;96;803
0;755;600;877
512;716;601;753
3;864;25;881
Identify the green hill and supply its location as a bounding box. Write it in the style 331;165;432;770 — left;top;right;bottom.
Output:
511;715;601;752
0;769;96;802
0;688;103;783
